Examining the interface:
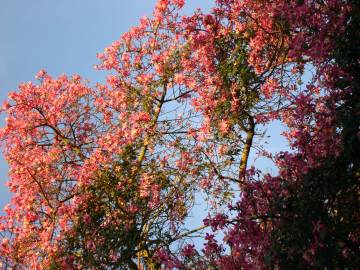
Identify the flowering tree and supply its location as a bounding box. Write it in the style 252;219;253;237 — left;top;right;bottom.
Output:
156;0;359;269
1;0;359;269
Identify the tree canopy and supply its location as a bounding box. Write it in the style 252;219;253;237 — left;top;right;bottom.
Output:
0;0;359;269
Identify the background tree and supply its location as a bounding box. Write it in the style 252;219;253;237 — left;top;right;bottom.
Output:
268;0;360;267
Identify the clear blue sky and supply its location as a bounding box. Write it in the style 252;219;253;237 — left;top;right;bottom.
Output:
0;0;215;211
